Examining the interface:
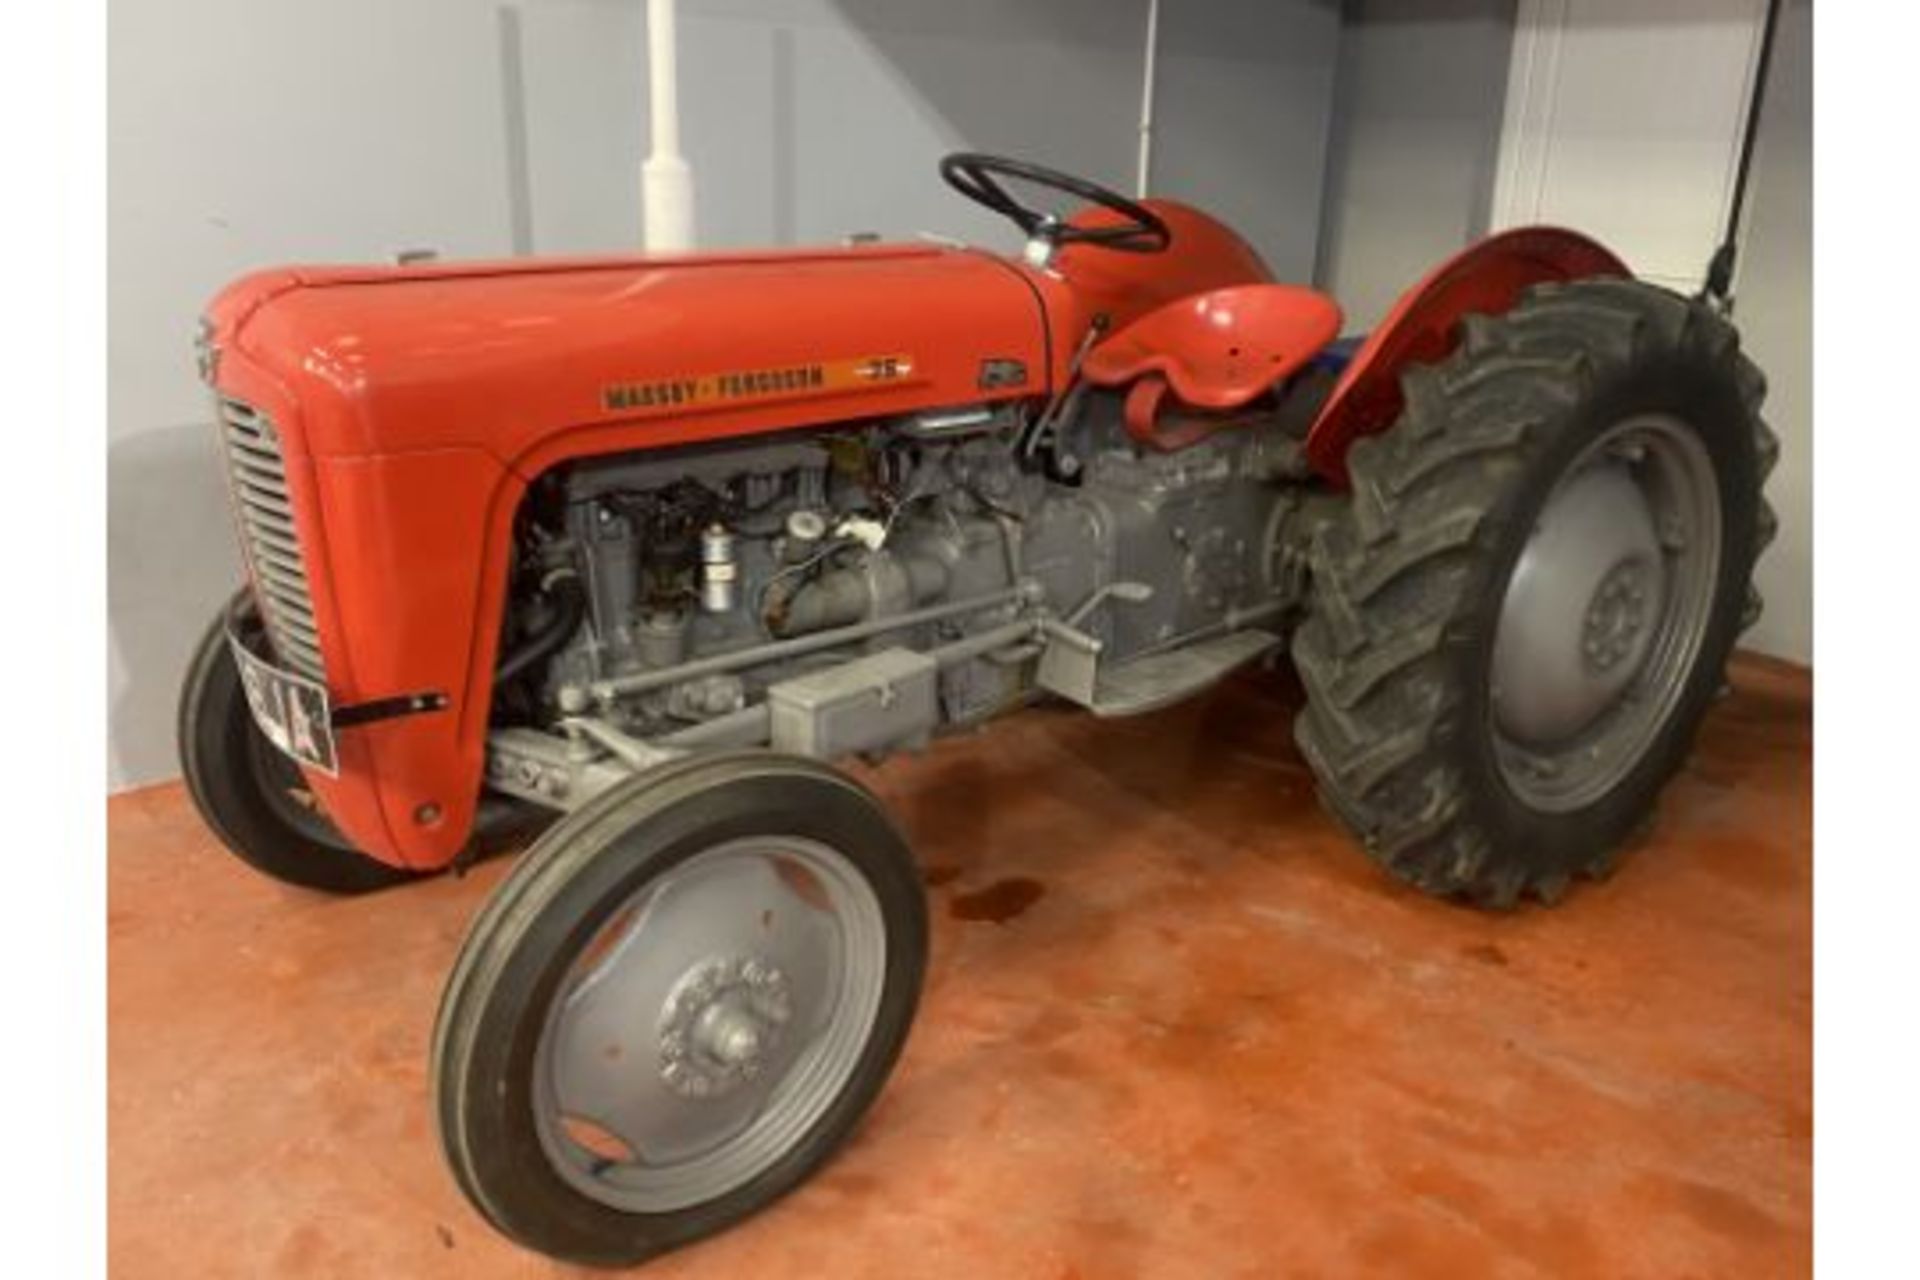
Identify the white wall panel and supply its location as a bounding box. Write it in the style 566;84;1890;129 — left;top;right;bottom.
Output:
1486;0;1807;663
1491;0;1767;290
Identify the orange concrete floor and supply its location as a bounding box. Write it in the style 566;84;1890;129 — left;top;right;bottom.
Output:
108;655;1811;1279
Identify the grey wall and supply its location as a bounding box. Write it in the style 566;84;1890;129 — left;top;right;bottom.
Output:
515;0;1151;257
108;0;1342;790
110;0;522;793
516;0;1340;273
1151;0;1343;283
1314;0;1516;328
1732;0;1811;664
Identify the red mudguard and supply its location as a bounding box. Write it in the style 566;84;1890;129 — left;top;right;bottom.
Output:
1302;227;1631;484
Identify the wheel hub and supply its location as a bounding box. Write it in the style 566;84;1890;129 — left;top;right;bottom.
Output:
657;955;793;1099
1491;462;1667;746
525;825;893;1216
1487;413;1723;812
1582;559;1655;673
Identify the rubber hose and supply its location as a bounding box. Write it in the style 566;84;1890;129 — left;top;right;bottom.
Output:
495;571;586;686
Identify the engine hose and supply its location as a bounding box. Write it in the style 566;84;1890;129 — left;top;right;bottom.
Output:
495;570;585;686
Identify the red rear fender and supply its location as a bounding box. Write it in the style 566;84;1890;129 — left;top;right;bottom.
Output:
1303;226;1631;484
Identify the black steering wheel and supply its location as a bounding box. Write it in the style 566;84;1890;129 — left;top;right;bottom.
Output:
939;152;1172;255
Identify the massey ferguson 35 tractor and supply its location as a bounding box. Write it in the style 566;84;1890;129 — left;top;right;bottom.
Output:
178;154;1775;1265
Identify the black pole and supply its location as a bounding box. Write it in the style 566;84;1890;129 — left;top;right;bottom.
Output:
1701;0;1787;314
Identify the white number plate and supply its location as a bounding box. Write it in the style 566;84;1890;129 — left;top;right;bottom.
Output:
228;635;340;777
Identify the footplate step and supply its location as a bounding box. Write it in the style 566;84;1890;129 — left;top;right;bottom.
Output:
1089;629;1281;718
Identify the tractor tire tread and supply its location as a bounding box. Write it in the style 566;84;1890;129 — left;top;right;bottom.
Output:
1292;278;1774;906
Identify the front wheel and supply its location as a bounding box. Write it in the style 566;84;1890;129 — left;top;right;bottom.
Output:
176;593;421;894
432;752;927;1267
1293;278;1777;907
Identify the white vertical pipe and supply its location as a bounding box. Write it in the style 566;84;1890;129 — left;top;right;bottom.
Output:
1136;0;1161;197
643;0;695;250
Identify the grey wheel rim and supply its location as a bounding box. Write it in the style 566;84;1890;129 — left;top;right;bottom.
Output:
531;836;887;1214
1489;413;1723;811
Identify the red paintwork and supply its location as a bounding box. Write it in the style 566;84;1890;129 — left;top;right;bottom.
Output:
222;244;1045;460
210;243;1048;869
1301;226;1630;483
1082;284;1342;409
204;207;1624;871
1119;378;1233;453
1030;202;1277;372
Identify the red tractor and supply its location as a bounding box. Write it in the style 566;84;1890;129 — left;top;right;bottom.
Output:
178;153;1774;1265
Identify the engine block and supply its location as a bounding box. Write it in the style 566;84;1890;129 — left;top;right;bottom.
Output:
488;390;1313;804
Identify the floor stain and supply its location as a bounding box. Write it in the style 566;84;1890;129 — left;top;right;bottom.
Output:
1671;1177;1787;1240
949;877;1046;923
1460;942;1509;968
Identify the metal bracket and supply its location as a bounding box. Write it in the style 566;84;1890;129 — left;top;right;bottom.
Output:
332;691;449;729
1035;617;1105;707
486;727;637;811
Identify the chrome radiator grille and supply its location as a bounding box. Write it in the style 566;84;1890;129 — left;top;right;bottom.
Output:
218;398;327;680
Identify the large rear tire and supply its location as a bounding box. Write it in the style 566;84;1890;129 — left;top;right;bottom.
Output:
1293;279;1777;907
432;752;927;1267
176;593;421;894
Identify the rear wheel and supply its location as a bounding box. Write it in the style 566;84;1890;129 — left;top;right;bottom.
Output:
1293;279;1777;906
177;593;420;894
432;752;927;1267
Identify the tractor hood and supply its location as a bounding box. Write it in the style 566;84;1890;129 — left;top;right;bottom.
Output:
207;242;1050;466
